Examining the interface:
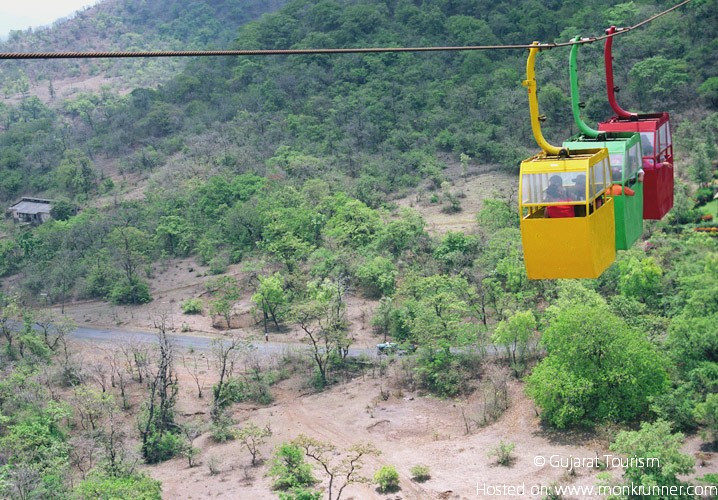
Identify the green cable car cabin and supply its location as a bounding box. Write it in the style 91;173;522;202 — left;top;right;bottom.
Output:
562;37;643;251
520;43;615;280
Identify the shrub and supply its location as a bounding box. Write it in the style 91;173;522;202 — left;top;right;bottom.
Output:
74;471;162;500
415;348;469;397
355;256;398;298
278;487;321;500
269;443;316;491
84;265;122;299
374;465;400;493
410;464;431;482
210;413;237;443
209;254;229;275
181;298;203;314
207;455;221;475
143;431;184;464
488;440;515;466
109;278;152;305
216;376;274;406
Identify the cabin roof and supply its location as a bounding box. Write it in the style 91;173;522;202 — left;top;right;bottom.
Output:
9;198;53;215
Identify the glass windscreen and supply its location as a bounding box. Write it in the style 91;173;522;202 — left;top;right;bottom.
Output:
626;144;640;180
522;172;580;205
658;123;672;162
609;154;624;182
521;163;607;206
592;158;609;199
640;132;655;157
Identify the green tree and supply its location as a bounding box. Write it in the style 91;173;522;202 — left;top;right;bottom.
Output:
394;274;481;396
54;149;96;197
210;334;248;424
398;274;478;349
138;319;181;464
355;255;397;298
618;255;664;309
688;143;714;188
629;57;690;108
375;209;428;256
83;249;121;300
476;197;519;234
324;197;381;249
609;420;694;498
0;240;20;277
433;231;480;271
0;295;21;357
107;226;152;305
491;310;536;373
292;278;349;388
237;421;272;466
526;300;668;428
269;443;316;492
0;400;72;498
251;273;289;334
49;200;77;221
294;435;380;500
698;77;718;108
154;215;192;257
208;276;241;329
694;392;718;445
371;296;393;342
605;1;640;25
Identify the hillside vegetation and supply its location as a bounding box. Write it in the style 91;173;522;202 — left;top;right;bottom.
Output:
0;0;717;498
0;0;289;95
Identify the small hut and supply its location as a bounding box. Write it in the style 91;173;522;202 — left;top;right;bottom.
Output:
7;197;53;224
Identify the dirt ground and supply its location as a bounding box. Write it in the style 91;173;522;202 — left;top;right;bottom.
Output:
393;162;517;236
54;167;718;499
69;329;718;500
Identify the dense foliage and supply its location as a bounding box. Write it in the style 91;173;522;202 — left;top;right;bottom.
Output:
0;0;289;90
0;0;717;496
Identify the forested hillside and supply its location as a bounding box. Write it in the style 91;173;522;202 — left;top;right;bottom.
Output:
0;0;289;94
0;0;718;498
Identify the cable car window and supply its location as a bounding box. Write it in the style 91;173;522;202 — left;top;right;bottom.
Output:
591;158;609;199
626;144;640;180
521;172;580;205
640;133;655;156
658;123;671;162
609;154;624;179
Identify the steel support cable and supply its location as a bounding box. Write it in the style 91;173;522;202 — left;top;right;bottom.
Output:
0;0;692;60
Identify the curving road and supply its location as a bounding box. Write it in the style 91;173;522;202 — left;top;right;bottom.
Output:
71;324;375;358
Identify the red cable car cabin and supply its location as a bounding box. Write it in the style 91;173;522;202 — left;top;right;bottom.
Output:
598;113;673;220
598;26;674;220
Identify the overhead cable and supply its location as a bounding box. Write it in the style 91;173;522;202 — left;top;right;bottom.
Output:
0;0;692;60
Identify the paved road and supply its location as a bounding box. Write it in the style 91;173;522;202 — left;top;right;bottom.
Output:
71;324;374;358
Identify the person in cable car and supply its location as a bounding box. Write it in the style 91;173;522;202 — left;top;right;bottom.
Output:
571;174;587;201
607;167;635;196
544;183;575;218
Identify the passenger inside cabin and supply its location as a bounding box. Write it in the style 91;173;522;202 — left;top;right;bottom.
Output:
544;183;574;218
641;135;654;156
571;174;593;217
571;174;587;201
612;167;622;183
641;136;657;169
608;167;635;196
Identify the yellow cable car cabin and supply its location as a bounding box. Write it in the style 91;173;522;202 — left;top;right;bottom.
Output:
520;148;615;279
519;42;615;280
